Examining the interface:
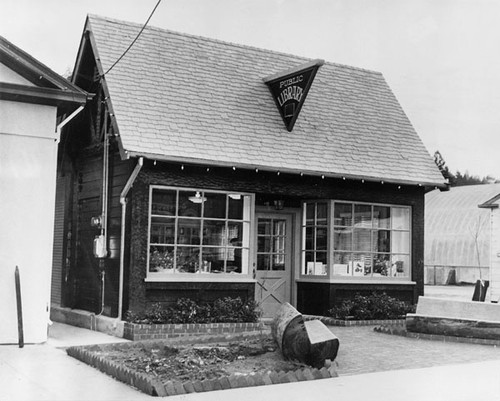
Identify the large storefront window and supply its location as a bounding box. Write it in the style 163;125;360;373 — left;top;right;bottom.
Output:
302;201;411;279
148;187;252;277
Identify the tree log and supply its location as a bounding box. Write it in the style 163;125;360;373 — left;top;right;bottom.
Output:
271;303;339;368
406;314;500;340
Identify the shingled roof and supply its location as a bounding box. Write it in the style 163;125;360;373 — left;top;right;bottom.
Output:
79;14;445;187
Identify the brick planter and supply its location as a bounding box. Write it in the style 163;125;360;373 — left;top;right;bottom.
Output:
304;314;406;327
123;321;265;341
67;333;338;397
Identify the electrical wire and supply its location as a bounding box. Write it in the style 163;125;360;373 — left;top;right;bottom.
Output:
101;0;162;77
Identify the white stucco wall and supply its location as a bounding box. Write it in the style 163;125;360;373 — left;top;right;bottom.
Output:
0;99;58;343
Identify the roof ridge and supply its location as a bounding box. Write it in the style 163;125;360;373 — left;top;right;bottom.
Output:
86;14;383;76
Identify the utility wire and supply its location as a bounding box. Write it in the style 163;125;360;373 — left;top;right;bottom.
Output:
101;0;162;77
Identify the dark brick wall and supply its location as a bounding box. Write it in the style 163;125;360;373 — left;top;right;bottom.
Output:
125;160;426;314
296;282;417;316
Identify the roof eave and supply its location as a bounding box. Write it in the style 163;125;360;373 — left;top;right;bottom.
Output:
0;82;89;108
125;150;448;189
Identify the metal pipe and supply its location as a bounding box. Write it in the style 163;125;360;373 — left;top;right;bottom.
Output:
118;157;143;319
55;105;84;143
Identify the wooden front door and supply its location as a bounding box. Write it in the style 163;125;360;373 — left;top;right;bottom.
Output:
255;213;293;319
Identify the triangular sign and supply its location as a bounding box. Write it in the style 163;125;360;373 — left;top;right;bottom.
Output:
263;59;324;132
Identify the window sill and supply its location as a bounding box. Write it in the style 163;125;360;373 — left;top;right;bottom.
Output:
296;277;415;285
145;274;255;283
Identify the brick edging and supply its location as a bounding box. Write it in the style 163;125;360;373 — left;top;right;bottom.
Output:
374;324;500;346
66;333;338;397
303;314;406;327
123;321;265;341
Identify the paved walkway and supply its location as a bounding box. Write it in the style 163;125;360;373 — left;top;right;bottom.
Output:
1;285;499;400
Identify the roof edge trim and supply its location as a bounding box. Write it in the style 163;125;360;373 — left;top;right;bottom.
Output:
125;150;447;188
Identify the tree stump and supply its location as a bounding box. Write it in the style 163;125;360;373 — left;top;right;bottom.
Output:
271;303;339;368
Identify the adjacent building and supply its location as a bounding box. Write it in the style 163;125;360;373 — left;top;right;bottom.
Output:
425;184;500;287
0;36;88;343
52;15;446;321
479;189;500;302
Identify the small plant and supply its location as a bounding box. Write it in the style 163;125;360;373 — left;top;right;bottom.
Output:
327;292;415;320
125;296;261;324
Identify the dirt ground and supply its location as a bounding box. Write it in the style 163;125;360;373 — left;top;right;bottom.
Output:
96;335;308;382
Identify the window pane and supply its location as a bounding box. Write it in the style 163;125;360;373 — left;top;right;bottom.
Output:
150;217;175;244
334;203;352;226
176;247;200;273
304;251;315;274
306;203;315;224
354;204;372;227
374;230;391;253
228;222;242;244
227;242;242;273
316;227;328;250
391;255;410;277
272;253;285;270
353;253;371;276
374;206;390;229
258;219;271;235
151;189;176;216
201;247;224;273
178;191;202;217
177;218;201;245
317;203;328;225
353;229;371;252
204;192;226;219
149;246;175;272
334;228;352;251
373;254;390;276
274;220;286;236
392;207;410;230
257;254;270;271
203;220;226;246
333;252;352;276
305;252;327;275
228;194;243;219
392;231;410;253
258;235;271;253
305;227;314;250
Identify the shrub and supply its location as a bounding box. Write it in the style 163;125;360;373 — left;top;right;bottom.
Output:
327;292;415;320
125;297;261;324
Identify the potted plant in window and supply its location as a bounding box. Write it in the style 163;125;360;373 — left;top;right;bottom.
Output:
150;249;174;272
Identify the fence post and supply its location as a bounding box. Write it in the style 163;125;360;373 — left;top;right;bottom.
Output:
15;266;24;348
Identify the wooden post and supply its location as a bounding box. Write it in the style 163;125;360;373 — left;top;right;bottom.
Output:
15;266;24;348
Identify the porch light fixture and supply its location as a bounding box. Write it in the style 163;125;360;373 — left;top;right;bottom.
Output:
189;191;206;204
274;200;284;210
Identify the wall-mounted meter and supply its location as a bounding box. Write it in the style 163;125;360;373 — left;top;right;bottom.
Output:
93;234;108;258
90;215;103;229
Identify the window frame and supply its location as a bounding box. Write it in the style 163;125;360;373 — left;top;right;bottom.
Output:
146;185;255;282
300;199;413;283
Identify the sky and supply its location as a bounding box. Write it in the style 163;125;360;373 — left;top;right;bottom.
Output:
2;0;499;179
